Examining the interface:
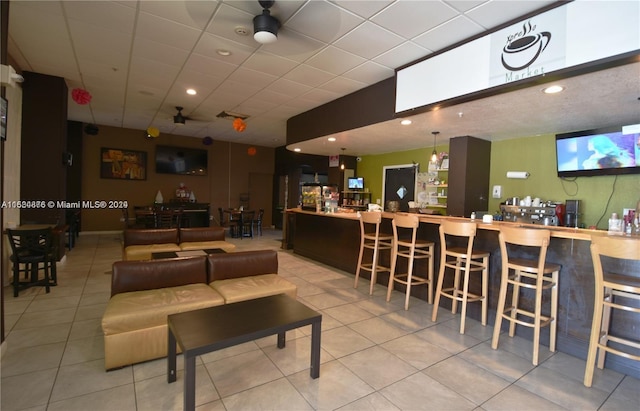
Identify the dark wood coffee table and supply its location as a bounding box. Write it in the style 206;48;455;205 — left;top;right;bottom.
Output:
167;294;322;411
151;248;226;259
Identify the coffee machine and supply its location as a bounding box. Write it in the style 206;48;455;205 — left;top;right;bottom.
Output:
565;199;580;228
500;203;560;226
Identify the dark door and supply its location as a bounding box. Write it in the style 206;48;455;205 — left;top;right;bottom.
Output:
383;165;417;212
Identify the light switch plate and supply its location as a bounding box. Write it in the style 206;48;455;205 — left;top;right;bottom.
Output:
492;185;502;198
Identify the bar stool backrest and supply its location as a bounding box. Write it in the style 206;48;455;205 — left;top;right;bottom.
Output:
590;235;640;280
498;226;551;273
392;213;419;245
439;219;477;258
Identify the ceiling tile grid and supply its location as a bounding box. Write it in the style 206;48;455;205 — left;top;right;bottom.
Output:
7;0;633;157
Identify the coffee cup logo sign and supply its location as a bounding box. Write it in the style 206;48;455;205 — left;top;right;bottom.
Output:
501;20;551;71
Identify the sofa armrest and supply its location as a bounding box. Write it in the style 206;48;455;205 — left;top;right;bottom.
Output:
179;227;225;243
207;250;278;281
123;228;179;247
111;256;208;296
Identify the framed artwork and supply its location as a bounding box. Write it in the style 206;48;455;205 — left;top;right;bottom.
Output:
100;147;147;180
1;97;7;141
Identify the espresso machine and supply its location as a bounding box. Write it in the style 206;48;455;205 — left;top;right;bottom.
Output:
500;202;561;226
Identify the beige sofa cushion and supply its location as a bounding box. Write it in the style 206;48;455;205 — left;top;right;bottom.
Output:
102;283;224;335
179;241;236;252
123;243;181;261
210;274;297;304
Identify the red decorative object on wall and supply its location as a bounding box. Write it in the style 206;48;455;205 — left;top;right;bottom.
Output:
247;147;257;156
71;88;92;105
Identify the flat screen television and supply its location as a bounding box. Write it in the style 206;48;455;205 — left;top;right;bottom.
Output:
155;145;208;176
348;177;364;189
555;124;640;178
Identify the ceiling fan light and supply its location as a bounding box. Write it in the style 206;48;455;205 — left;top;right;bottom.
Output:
174;114;185;125
253;11;278;44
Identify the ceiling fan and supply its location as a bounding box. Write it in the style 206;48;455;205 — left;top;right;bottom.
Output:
253;0;280;44
172;106;210;125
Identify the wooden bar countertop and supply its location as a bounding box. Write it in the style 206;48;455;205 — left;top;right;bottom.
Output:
286;208;639;242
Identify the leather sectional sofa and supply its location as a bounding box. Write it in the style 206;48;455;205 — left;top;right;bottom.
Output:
101;249;297;370
122;227;236;260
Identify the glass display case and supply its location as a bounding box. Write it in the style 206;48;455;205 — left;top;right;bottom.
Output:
301;183;322;211
323;184;340;212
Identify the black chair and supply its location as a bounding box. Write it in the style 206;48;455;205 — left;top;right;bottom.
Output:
239;210;255;239
6;227;56;297
65;210;80;249
155;209;176;228
253;208;265;236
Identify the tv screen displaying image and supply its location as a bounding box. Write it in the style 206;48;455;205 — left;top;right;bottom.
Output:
556;125;640;177
155;145;208;176
348;177;364;189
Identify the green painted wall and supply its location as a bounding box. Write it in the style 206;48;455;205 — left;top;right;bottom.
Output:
356;134;639;230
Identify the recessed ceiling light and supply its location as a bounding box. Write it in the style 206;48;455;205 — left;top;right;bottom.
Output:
216;49;231;56
294;148;301;152
328;137;336;142
400;119;412;125
543;85;565;94
186;88;196;95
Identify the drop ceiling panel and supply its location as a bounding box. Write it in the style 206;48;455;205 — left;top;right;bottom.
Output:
465;0;556;29
413;15;485;52
242;51;299;77
305;45;366;75
342;61;394;84
334;0;393;19
136;12;202;50
285;0;364;43
334;21;405;60
283;64;335;88
64;1;136;33
371;0;459;39
132;38;190;67
140;0;219;30
373;42;431;69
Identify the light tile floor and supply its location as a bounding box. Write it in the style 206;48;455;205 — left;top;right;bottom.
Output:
1;229;638;410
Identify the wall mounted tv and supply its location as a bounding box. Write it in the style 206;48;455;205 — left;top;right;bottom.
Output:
155;145;208;176
348;177;364;189
555;124;640;178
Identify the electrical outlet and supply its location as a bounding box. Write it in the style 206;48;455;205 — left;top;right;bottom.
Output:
492;185;502;198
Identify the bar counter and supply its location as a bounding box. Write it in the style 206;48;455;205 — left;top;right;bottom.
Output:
283;208;640;378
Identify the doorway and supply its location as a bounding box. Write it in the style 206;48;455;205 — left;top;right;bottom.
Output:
383;164;418;212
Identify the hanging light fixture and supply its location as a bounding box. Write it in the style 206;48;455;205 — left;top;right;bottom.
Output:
340;148;346;170
431;131;439;163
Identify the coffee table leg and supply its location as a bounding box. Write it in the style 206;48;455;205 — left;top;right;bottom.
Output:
277;331;286;349
310;320;321;378
168;328;177;383
184;353;196;411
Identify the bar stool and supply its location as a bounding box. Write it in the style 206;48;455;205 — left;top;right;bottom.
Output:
354;211;393;295
432;219;490;334
491;226;560;365
584;235;640;387
386;213;435;310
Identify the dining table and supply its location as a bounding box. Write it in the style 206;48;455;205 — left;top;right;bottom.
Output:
223;209;254;238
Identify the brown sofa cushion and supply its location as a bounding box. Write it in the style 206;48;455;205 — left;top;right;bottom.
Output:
179;227;225;243
111;256;208;297
207;249;278;281
123;228;178;247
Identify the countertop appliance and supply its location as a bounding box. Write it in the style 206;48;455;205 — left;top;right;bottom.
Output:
500;204;560;226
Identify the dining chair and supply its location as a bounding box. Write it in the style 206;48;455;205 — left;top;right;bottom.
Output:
6;227;56;297
252;208;265;236
155;209;175;228
239;210;255;239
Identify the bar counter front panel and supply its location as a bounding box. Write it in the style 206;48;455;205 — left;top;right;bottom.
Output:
285;209;640;379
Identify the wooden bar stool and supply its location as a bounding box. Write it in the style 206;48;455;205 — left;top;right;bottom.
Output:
386;213;435;310
354;211;393;295
491;226;560;365
584;235;640;387
432;219;490;334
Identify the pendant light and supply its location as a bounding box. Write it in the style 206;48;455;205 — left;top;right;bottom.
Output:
340;148;346;170
431;131;439;163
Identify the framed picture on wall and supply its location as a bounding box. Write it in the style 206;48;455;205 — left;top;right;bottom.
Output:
1;97;7;141
100;147;147;180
